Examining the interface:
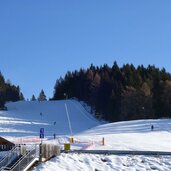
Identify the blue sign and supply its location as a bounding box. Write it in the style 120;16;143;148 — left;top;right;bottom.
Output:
40;128;44;139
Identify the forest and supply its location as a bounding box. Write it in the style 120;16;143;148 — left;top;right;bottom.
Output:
1;62;171;122
52;62;171;122
0;72;23;108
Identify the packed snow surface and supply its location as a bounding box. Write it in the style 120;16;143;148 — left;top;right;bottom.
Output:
0;100;171;170
0;100;99;137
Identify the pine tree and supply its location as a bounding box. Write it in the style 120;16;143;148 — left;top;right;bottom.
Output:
31;95;36;101
0;72;5;85
38;90;47;101
20;93;25;101
0;72;22;108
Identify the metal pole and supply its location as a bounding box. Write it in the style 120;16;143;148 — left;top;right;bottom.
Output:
39;139;43;162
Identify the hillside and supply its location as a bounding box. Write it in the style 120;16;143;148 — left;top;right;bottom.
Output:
76;119;171;151
0;100;170;152
0;100;99;138
0;100;171;170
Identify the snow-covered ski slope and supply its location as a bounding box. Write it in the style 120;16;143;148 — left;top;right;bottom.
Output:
1;100;171;170
0;100;100;137
0;99;170;152
75;119;171;152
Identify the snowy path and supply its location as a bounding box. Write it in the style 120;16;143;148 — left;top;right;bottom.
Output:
63;149;171;156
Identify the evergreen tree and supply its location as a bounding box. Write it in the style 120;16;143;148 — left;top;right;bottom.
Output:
0;72;22;108
0;72;5;85
20;93;25;101
31;95;36;101
38;90;47;101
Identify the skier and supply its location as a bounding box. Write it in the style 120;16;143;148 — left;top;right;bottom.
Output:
53;133;56;139
151;125;154;131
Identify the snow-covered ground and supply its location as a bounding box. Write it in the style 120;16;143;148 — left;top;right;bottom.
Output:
75;119;171;151
0;100;99;138
0;100;171;170
34;153;171;171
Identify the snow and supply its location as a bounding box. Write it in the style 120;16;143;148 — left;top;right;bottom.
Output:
74;119;171;151
33;153;171;171
0;100;171;170
0;100;100;138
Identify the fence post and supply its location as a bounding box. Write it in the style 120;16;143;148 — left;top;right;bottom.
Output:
102;137;105;145
70;137;74;143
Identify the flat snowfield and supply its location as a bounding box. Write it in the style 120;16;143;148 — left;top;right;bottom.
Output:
0;100;171;170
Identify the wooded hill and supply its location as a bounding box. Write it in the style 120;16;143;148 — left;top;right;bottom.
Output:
0;72;23;108
52;62;171;122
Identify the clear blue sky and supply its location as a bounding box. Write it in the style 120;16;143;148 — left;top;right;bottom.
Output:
0;0;171;99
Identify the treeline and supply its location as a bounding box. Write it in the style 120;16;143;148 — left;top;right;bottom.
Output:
0;72;23;108
52;62;171;121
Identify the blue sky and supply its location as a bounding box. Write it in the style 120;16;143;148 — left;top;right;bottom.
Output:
0;0;171;99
